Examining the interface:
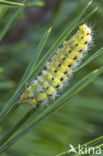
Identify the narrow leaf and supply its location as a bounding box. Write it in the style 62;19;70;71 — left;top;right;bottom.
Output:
0;0;24;6
0;9;22;41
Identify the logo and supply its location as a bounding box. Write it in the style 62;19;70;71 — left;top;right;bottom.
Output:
69;144;101;155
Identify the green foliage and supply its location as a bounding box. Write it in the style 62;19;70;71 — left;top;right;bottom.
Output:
0;0;103;156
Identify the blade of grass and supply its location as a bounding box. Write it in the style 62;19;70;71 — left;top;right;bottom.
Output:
0;9;22;41
0;1;95;119
0;66;103;151
0;27;52;122
0;0;24;6
0;1;45;8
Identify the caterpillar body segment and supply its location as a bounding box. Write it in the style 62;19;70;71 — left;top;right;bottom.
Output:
20;24;92;107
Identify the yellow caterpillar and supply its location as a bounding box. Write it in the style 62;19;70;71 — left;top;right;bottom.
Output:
20;24;92;107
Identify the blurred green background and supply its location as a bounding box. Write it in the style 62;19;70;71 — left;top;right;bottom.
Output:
0;0;103;155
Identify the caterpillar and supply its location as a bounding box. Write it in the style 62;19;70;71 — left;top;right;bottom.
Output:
20;24;92;108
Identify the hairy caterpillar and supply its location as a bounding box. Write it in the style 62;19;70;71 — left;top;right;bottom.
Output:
20;24;92;107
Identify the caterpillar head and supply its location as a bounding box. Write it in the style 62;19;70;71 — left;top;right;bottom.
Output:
79;24;92;35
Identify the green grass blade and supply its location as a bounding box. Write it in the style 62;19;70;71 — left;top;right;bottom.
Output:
0;66;103;152
0;9;22;41
0;27;52;120
0;1;44;8
0;0;24;6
